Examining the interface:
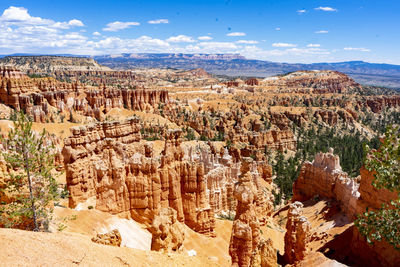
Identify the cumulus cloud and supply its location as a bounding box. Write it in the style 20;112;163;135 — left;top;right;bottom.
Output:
103;21;140;32
344;47;371;52
226;32;246;37
148;19;169;24
275;27;281;31
272;42;297;48
315;7;337;12
166;35;195;43
297;9;307;14
198;36;212;41
236;40;259;44
93;31;101;36
315;30;329;34
307;44;320;47
0;6;84;29
68;19;84;27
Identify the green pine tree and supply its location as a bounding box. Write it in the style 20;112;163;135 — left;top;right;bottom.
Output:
0;112;59;231
355;125;400;249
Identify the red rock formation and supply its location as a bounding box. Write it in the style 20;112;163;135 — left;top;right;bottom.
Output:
245;78;259;86
0;75;169;122
62;119;215;236
0;66;26;79
293;148;360;218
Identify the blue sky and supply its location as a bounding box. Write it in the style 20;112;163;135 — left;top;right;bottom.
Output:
0;0;399;64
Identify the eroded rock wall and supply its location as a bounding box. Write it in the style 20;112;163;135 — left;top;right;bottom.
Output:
0;75;169;122
292;148;400;266
62;119;215;235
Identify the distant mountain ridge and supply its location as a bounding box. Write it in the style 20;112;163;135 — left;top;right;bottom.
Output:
93;54;400;88
1;53;400;88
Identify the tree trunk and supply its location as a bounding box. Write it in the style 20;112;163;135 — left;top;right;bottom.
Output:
25;147;38;231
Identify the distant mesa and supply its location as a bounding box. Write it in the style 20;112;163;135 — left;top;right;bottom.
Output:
0;55;111;74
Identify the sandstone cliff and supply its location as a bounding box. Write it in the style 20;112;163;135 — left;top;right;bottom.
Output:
292;148;400;266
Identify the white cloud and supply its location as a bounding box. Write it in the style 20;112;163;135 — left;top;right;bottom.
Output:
315;30;329;34
166;35;195;43
315;7;337;12
307;44;320;47
275;27;281;31
0;6;84;29
272;42;297;48
93;31;101;36
226;32;246;37
68;19;84;27
344;47;371;52
236;40;259;44
148;19;169;24
297;9;307;14
198;36;212;41
103;21;140;32
85;35;171;54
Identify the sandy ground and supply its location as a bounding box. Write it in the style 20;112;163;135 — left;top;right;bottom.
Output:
183;219;233;266
53;206;152;251
0;228;217;267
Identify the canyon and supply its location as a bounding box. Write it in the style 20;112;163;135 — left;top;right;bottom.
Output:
0;56;399;266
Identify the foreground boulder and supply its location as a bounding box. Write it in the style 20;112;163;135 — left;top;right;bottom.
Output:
91;229;122;247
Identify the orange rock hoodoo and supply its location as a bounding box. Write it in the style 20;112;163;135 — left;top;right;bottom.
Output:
283;202;311;264
229;158;276;267
62;119;214;235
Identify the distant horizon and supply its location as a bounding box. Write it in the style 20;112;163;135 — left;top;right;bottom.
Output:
1;52;400;67
0;1;399;64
